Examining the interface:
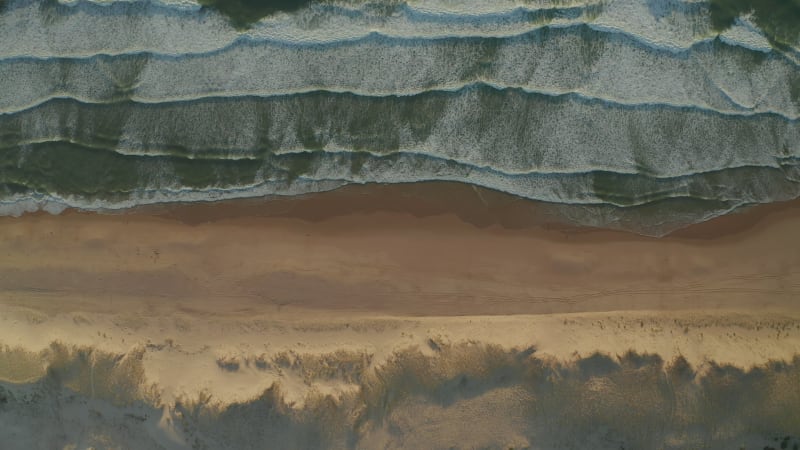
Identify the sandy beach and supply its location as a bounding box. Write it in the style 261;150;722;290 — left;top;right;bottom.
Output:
2;182;799;317
1;183;799;449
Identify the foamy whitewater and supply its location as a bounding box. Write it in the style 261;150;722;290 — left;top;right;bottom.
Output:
0;0;799;234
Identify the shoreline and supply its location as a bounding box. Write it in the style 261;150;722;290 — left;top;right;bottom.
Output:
18;180;800;238
1;181;799;317
10;181;800;238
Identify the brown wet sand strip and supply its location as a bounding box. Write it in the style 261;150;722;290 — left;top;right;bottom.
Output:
1;183;798;317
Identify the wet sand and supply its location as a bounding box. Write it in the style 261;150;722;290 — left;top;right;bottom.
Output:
1;182;799;317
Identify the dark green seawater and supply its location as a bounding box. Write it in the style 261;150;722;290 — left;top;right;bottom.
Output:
0;0;798;234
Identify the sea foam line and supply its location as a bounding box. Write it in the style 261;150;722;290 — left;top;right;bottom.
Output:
0;0;794;60
2;82;797;121
2;170;797;238
4;136;799;182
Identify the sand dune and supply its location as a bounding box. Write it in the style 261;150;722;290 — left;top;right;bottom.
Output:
0;306;799;449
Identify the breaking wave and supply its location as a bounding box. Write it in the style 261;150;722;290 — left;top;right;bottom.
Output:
0;0;798;234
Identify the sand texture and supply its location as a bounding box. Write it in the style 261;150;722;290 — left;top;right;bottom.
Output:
1;188;799;449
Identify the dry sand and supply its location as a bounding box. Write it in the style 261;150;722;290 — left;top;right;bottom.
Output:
0;183;799;449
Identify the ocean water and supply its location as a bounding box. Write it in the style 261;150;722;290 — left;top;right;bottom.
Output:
0;0;799;234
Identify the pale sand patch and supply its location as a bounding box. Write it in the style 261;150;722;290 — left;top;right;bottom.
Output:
1;304;798;404
0;305;800;450
0;305;798;449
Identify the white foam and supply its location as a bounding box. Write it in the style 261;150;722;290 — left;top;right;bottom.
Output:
1;0;798;232
0;0;793;60
5;89;798;178
0;28;797;119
